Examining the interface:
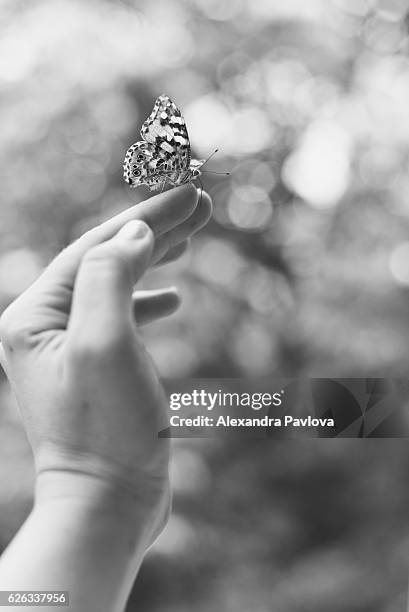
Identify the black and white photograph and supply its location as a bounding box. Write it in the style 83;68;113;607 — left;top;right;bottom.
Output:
0;0;409;610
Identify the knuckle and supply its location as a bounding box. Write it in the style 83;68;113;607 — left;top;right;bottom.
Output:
0;307;34;349
82;243;129;276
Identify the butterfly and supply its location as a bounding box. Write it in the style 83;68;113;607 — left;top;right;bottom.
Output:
123;94;208;191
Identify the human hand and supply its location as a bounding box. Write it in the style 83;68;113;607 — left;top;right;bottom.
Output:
0;184;212;544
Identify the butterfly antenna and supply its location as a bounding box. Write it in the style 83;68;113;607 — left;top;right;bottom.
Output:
200;148;230;176
201;148;219;167
201;170;230;175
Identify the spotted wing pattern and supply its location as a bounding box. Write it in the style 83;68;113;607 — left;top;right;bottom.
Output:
123;95;204;190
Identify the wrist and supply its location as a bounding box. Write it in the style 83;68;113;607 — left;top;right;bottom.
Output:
35;469;171;550
1;486;154;605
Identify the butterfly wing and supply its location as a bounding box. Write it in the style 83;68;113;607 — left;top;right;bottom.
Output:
141;95;191;175
123;141;164;189
140;95;176;142
123;95;192;189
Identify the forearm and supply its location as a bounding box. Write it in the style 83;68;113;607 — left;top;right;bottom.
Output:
0;476;155;612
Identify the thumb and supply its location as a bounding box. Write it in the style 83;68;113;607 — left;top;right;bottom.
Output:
68;220;154;341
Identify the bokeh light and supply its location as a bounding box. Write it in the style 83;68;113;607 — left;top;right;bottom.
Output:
389;242;409;285
282;121;352;209
0;250;43;299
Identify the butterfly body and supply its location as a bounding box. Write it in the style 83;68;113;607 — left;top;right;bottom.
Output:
123;95;205;191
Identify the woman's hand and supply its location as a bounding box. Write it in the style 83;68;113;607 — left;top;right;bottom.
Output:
0;184;212;608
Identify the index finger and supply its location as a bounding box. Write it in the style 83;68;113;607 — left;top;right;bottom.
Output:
42;183;200;285
90;183;199;240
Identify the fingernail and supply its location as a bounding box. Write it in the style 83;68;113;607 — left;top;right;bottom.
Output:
117;220;150;240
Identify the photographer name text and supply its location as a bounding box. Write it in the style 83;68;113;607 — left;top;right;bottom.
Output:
169;415;335;428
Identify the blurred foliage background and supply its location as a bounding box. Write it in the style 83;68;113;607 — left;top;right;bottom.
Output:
1;0;409;609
